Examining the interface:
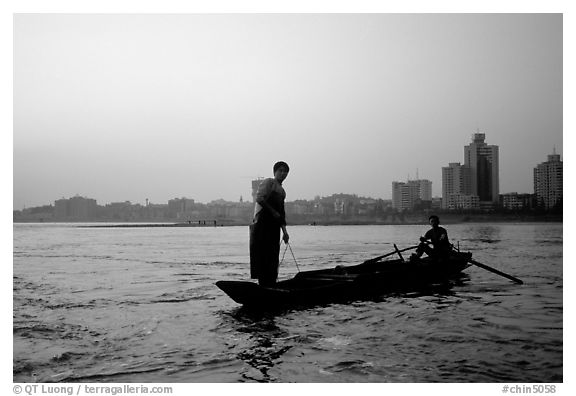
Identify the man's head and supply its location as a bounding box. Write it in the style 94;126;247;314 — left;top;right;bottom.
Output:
273;161;289;173
429;215;440;227
273;161;290;183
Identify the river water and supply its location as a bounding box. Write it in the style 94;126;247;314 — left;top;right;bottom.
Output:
13;222;562;383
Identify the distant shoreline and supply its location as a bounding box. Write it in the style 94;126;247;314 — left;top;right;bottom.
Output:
12;213;562;228
80;223;225;228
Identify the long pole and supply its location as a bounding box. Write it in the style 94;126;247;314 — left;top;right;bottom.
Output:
361;245;419;265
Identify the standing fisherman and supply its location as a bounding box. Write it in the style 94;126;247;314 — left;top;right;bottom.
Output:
249;161;290;286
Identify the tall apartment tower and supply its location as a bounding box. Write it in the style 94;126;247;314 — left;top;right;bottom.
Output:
534;151;563;210
441;163;478;210
416;179;433;201
464;132;499;205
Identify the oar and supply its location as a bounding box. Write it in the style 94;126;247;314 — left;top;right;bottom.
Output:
468;258;524;284
362;245;419;265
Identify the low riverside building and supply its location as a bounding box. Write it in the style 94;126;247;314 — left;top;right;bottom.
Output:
500;193;534;211
55;196;98;221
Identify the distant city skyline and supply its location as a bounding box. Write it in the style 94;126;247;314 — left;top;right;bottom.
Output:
17;142;561;210
14;134;561;210
13;14;562;210
15;135;560;210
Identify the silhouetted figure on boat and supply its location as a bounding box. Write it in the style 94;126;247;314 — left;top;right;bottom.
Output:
411;215;452;261
249;161;290;286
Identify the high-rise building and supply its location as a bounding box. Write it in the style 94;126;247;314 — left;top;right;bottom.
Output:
392;179;432;211
442;163;471;195
441;162;478;210
416;179;433;201
464;132;499;205
534;151;563;210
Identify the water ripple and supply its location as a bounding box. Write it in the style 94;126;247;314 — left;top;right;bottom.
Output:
13;223;562;383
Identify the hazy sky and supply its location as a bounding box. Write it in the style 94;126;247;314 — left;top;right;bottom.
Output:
13;13;562;209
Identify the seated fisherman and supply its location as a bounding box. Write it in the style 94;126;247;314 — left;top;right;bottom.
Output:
411;215;452;261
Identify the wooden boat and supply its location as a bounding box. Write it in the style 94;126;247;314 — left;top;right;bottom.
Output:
216;250;473;308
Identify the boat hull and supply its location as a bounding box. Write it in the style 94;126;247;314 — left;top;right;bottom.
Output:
216;252;472;307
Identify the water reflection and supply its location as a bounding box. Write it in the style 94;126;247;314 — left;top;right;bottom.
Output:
222;308;293;382
216;275;470;382
460;225;502;245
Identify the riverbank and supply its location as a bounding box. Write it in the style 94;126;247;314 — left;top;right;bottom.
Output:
45;212;561;227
